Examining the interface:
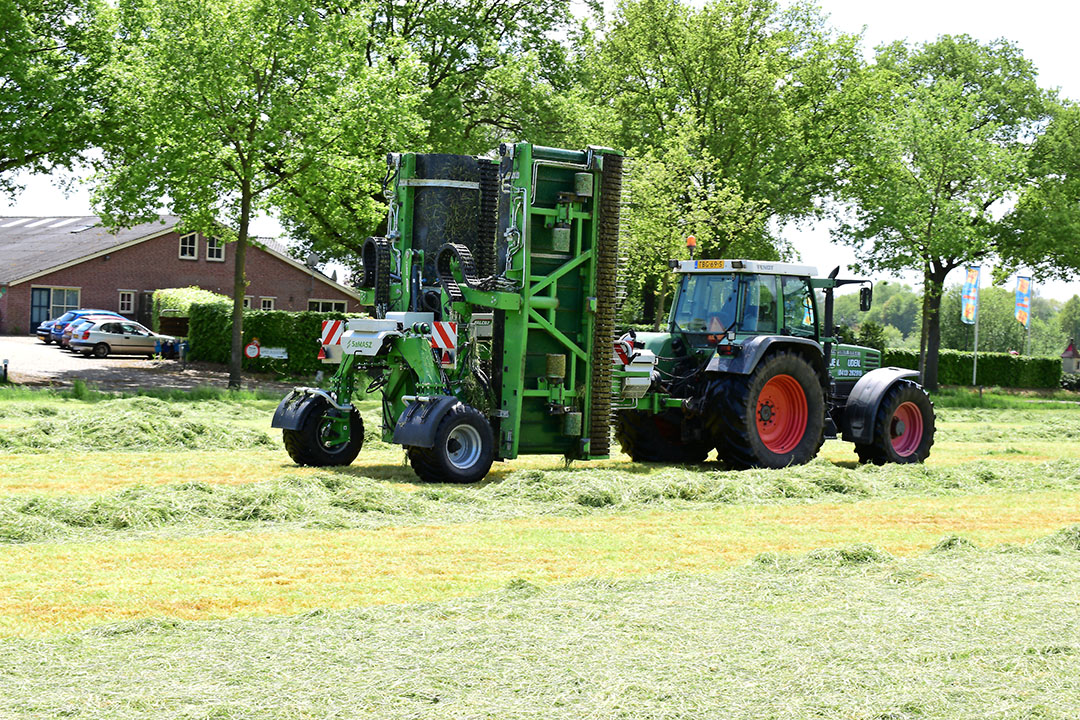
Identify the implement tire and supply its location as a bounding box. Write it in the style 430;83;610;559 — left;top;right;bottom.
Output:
615;410;710;463
407;404;494;484
710;351;825;469
282;396;363;467
854;381;935;465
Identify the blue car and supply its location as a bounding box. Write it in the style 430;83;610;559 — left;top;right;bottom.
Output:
49;309;125;344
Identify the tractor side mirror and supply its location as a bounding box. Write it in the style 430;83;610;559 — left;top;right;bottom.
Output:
859;286;873;312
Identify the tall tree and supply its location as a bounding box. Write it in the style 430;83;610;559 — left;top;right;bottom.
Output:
998;103;1080;279
594;0;864;319
274;0;590;276
833;35;1049;389
94;0;419;387
0;0;112;196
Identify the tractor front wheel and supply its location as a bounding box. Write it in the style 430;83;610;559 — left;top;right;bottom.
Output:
710;351;825;469
855;382;935;465
282;396;364;467
407;404;495;483
615;410;710;463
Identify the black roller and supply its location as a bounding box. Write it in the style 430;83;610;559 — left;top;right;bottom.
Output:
361;236;392;316
476;160;499;278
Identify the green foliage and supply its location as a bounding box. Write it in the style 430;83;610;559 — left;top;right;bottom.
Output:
857;321;887;353
0;0;112;195
188;302;352;376
94;0;420;384
883;348;1061;388
1000;104;1080;280
1061;373;1080;392
597;0;863;323
150;287;229;332
835;35;1051;388
276;0;581;277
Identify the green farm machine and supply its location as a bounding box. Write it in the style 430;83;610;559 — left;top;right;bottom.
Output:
272;143;935;482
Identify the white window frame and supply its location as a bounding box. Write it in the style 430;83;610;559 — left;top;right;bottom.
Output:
179;232;198;260
206;236;225;262
243;296;253;309
118;290;136;315
260;296;276;311
308;299;347;313
34;286;81;318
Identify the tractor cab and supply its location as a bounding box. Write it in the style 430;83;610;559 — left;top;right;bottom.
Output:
667;259;818;349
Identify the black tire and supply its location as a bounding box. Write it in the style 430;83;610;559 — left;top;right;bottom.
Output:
282;397;363;467
407;404;494;483
708;351;825;469
854;381;935;465
615;409;710;463
42;336;52;345
92;343;110;358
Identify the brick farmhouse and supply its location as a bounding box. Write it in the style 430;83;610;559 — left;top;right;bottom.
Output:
0;215;363;334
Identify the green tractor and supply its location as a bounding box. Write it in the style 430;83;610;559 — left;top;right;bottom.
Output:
272;143;934;482
614;259;934;469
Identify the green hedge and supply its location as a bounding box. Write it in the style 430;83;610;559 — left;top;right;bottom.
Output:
883;348;1061;388
188;303;355;376
152;287;230;332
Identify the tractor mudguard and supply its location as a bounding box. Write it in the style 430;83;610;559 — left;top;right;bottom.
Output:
271;390;325;431
392;395;461;449
705;335;824;375
840;367;920;444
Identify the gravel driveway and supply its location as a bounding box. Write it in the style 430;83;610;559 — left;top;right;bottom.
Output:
0;335;295;393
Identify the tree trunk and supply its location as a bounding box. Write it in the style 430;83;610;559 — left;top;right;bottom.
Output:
918;261;929;382
652;273;670;331
229;182;252;389
921;267;949;391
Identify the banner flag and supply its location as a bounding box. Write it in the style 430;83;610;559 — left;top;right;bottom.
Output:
1015;276;1032;328
961;266;980;325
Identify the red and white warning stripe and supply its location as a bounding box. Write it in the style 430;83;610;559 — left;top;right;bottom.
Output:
429;321;457;350
321;319;345;346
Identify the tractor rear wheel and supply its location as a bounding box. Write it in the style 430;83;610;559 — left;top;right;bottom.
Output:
709;351;825;469
615;410;710;463
282;396;364;467
855;382;935;465
407;404;494;483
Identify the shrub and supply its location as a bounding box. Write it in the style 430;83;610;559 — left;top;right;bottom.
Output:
187;303;356;376
151;287;229;332
883;348;1061;389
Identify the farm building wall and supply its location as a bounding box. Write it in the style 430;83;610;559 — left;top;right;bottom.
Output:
1;230;361;334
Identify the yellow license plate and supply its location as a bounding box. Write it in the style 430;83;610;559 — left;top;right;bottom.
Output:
695;259;725;269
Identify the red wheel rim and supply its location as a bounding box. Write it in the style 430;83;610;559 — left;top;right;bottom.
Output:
756;374;808;454
890;401;924;457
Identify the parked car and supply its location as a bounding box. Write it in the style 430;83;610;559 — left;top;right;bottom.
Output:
62;315;117;350
70;319;176;358
50;309;124;344
36;317;63;343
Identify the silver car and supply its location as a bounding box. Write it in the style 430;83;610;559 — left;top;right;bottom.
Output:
70;319;176;358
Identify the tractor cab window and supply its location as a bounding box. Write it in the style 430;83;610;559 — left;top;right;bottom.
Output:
782;276;816;337
672;274;738;336
737;275;778;333
672;273;782;343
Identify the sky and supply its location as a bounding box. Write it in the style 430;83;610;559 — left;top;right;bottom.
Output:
4;0;1079;298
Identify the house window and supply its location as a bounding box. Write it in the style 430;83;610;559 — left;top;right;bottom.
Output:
206;237;225;262
118;290;136;315
243;296;253;309
260;297;275;311
179;232;198;260
38;287;80;319
308;299;346;312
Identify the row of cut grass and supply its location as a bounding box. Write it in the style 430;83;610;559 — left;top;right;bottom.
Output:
3;458;1080;544
2;491;1077;636
2;528;1079;718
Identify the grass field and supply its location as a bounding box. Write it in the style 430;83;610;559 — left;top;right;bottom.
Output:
1;384;1079;717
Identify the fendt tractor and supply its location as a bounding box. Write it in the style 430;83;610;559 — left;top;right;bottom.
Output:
272;143;935;482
